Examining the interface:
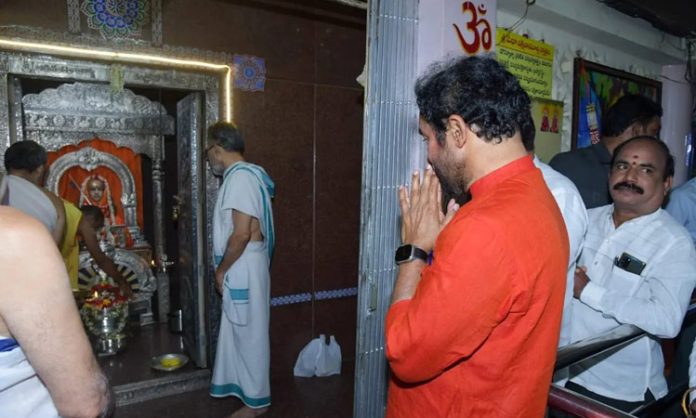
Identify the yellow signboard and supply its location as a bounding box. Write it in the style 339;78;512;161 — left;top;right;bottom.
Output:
496;28;554;99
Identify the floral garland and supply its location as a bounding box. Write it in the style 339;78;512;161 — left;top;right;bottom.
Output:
84;282;128;309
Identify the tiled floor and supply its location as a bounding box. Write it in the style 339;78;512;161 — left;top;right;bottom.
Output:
114;366;354;418
101;323;354;418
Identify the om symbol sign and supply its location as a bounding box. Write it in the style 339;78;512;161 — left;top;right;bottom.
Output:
453;1;493;54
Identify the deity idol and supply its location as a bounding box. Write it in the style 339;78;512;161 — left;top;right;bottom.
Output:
80;175;119;226
79;175;131;248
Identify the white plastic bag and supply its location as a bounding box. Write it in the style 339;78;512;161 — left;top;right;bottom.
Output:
293;334;342;377
293;336;322;377
316;335;341;377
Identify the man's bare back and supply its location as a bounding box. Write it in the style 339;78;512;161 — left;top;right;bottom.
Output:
0;207;112;417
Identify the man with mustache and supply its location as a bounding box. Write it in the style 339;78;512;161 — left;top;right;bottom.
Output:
567;136;696;411
385;56;568;417
550;94;662;209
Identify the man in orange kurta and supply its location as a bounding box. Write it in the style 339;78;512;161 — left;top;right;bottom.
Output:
386;56;568;418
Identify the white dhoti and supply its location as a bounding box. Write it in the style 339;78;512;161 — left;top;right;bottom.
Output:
210;242;271;407
210;162;274;409
0;338;59;417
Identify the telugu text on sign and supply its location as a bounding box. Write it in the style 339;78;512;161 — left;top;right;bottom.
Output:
496;28;554;99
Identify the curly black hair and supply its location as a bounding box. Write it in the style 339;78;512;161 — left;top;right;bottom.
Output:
415;55;534;150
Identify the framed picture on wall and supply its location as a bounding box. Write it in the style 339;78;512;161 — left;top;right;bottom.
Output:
571;58;662;149
531;98;564;163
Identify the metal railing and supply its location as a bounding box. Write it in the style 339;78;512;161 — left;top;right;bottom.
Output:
549;384;635;418
549;302;696;417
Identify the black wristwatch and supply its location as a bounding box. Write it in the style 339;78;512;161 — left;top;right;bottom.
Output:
394;244;428;265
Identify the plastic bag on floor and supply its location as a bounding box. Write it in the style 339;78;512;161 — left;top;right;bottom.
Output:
293;334;342;377
316;335;341;377
293;336;322;377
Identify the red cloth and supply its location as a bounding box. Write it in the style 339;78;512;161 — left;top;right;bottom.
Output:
47;138;144;230
386;156;568;418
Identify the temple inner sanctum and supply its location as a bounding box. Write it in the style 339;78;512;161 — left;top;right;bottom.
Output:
17;75;215;395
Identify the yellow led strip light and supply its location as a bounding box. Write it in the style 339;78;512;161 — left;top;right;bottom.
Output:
0;38;233;122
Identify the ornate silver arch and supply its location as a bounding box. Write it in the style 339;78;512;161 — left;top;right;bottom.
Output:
46;146;145;245
21;82;174;158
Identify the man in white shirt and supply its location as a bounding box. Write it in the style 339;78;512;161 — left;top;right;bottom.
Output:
568;136;696;412
524;135;588;349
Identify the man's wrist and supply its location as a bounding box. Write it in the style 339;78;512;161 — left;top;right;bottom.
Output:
391;259;426;304
397;258;427;269
215;265;226;278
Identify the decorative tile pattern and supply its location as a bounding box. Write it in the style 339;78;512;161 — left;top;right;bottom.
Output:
314;287;358;301
233;54;266;92
270;287;358;307
270;292;312;307
81;0;150;39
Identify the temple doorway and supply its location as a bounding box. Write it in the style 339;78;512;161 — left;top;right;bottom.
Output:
8;74;216;403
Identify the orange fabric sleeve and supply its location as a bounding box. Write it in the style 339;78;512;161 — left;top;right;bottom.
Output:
385;215;518;383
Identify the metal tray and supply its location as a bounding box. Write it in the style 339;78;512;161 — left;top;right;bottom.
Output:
151;353;189;372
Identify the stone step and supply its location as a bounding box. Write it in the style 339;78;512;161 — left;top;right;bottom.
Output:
114;369;211;407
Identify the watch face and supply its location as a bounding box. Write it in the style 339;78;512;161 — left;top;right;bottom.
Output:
395;245;429;265
395;245;414;263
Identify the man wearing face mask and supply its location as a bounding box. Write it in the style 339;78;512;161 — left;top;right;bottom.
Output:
568;136;696;412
